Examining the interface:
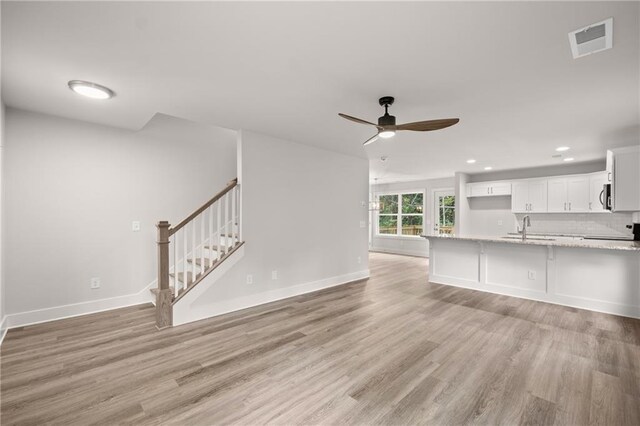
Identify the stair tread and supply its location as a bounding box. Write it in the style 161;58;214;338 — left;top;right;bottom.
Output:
203;244;228;251
187;257;218;268
170;271;198;284
150;286;174;295
172;241;245;304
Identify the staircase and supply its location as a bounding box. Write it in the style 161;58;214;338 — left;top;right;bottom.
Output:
153;178;244;328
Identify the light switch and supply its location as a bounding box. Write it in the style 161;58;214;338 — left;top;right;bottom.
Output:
360;220;366;228
132;221;141;232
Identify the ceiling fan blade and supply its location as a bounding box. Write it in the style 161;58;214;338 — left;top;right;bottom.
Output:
339;113;378;127
396;118;460;132
363;134;379;146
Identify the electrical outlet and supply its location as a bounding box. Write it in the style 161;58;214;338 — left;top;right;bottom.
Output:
271;270;278;280
91;277;101;289
132;221;141;232
360;220;366;228
357;256;362;264
497;220;503;226
528;270;536;280
246;274;253;285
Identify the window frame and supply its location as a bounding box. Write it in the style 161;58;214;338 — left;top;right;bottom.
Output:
375;190;425;238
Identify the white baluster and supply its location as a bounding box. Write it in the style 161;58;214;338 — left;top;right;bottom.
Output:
200;212;205;272
237;185;242;242
217;200;222;261
231;186;237;246
172;233;177;297
191;220;196;284
182;227;187;293
225;192;230;252
209;204;214;265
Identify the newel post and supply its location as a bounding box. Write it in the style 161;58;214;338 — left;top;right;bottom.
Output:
156;221;173;329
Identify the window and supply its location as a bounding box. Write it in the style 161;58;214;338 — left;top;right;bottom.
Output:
377;192;424;236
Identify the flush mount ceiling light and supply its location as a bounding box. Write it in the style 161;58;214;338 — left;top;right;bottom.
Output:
484;166;493;170
556;146;570;152
563;157;575;162
68;80;115;100
466;159;476;164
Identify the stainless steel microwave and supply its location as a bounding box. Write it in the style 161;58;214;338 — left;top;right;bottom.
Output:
602;183;612;210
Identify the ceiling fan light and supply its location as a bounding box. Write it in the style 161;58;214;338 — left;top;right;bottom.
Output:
379;130;396;139
68;80;114;100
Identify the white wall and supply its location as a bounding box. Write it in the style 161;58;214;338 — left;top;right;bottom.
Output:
186;129;370;316
370;177;454;257
0;102;5;340
4;109;237;325
0;0;6;338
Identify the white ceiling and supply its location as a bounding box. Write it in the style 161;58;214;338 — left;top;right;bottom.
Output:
2;1;639;183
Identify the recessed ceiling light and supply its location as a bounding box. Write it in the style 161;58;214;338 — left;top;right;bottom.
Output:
484;166;493;170
68;80;115;100
378;130;396;139
466;159;476;164
563;157;575;162
556;146;570;152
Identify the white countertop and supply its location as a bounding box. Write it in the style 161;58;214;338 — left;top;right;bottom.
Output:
421;234;640;251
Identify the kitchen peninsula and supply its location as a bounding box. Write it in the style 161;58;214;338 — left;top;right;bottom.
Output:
422;234;640;318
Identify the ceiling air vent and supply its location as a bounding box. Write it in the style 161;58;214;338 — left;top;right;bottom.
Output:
568;18;613;59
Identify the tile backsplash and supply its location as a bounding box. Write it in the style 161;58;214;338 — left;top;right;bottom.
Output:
514;212;634;237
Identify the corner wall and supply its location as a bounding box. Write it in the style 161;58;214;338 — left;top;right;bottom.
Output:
3;109;237;327
183;130;370;321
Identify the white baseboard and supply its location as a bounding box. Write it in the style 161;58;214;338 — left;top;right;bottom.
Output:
173;268;370;326
369;247;428;258
5;281;156;330
429;274;640;320
0;315;8;346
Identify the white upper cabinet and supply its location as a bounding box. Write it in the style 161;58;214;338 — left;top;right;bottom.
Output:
610;146;640;212
528;179;548;212
466;181;511;197
566;175;590;212
511;181;529;212
589;172;609;212
547;178;567;212
511;179;547;213
544;176;590;212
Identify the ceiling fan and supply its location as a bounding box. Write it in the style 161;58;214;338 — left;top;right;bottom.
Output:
339;96;459;146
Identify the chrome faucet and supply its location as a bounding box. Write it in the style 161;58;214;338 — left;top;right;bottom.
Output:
521;215;531;241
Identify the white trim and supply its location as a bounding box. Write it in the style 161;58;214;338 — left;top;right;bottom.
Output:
0;315;8;346
373;234;423;240
173;266;370;327
369;248;428;258
5;281;156;329
429;273;640;320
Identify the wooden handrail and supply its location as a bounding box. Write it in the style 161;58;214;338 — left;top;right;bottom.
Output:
169;178;238;236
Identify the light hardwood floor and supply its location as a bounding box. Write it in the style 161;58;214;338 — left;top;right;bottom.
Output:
2;252;640;425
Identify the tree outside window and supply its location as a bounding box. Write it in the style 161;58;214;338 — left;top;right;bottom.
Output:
438;195;455;234
377;192;423;236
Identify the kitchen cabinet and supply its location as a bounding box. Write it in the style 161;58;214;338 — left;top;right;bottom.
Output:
547;176;589;212
610;146;640;212
511;179;547;213
589;172;609;212
466;181;511;197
